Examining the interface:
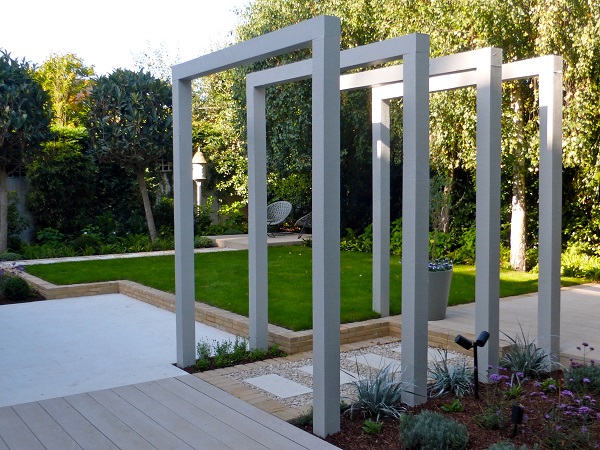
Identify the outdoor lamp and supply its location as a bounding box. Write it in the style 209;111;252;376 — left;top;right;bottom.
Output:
511;403;524;438
192;149;208;206
455;330;490;399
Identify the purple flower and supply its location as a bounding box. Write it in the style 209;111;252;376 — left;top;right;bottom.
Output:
583;377;591;384
579;406;592;414
581;425;588;433
489;373;503;382
516;372;524;378
562;389;574;398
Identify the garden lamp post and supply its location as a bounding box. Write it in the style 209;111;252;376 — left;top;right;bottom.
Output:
192;149;208;207
455;331;490;399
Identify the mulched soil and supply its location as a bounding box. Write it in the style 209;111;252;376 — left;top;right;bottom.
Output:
298;370;600;449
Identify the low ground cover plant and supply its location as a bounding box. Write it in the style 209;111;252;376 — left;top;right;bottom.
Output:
193;337;285;372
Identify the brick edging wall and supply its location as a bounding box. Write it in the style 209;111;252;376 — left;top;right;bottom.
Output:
18;272;499;355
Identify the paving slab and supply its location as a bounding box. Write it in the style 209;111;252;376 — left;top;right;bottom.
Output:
298;365;361;385
0;294;237;407
243;374;312;398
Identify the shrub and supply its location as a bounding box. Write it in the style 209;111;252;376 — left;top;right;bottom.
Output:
565;363;600;395
72;233;100;253
194;236;214;248
0;252;23;261
1;276;32;301
347;363;406;419
362;418;383;434
194;338;285;372
428;349;473;397
400;410;468;450
500;326;548;378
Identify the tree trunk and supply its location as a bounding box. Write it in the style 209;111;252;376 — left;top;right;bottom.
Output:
136;168;158;242
0;165;9;253
510;87;527;271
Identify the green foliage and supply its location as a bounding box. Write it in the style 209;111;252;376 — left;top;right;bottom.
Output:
153;197;174;232
500;326;549;378
362;418;383;435
1;276;32;301
450;227;476;265
565;364;600;396
288;408;313;427
33;53;93;127
440;398;465;413
400;410;469;450
561;244;600;281
0;50;52;252
428;349;473;398
0;252;22;261
268;173;311;220
36;227;65;246
194;337;286;371
347;363;407;419
7;192;27;240
340;225;373;253
194;196;214;234
26;125;97;235
194;236;214;248
86;68;172;241
474;404;507;430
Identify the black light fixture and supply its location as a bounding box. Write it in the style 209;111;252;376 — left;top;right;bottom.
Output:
455;331;490;399
510;403;524;437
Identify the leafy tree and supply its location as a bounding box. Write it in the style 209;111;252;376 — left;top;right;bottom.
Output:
0;50;52;252
34;53;94;127
26;126;97;235
86;69;172;242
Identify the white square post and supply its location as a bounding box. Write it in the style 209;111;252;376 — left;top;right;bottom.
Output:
400;39;431;405
372;94;391;316
474;48;503;377
173;79;195;367
537;56;563;365
247;84;269;350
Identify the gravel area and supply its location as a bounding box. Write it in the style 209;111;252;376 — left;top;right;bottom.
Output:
227;342;470;407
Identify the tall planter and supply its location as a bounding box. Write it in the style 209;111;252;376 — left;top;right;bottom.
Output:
428;269;453;321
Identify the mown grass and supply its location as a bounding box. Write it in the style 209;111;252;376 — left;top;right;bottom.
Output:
26;246;583;331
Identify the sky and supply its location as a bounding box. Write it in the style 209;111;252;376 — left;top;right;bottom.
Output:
1;0;249;75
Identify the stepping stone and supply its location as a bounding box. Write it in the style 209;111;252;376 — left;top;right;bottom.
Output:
297;366;361;385
344;353;401;372
391;345;457;362
243;374;312;398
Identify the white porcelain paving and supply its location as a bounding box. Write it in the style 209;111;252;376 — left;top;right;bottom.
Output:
344;353;402;372
244;374;312;398
0;294;237;407
298;365;361;385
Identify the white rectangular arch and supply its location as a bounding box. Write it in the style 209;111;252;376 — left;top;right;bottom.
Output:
361;50;562;370
246;32;430;421
172;18;343;439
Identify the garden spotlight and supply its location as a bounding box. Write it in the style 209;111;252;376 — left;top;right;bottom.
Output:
454;331;490;399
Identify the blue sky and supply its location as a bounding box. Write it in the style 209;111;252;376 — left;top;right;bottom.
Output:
1;0;248;74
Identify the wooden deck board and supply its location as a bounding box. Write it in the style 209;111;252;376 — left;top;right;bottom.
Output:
63;393;156;450
11;402;82;450
89;389;194;450
39;397;119;450
150;379;303;450
0;406;44;450
111;384;233;450
176;375;340;450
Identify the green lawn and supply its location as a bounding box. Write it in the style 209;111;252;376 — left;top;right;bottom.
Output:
26;246;583;331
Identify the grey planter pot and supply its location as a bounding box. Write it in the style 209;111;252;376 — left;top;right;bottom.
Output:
428;269;453;321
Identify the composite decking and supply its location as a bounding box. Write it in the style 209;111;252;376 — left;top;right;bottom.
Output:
0;375;338;450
